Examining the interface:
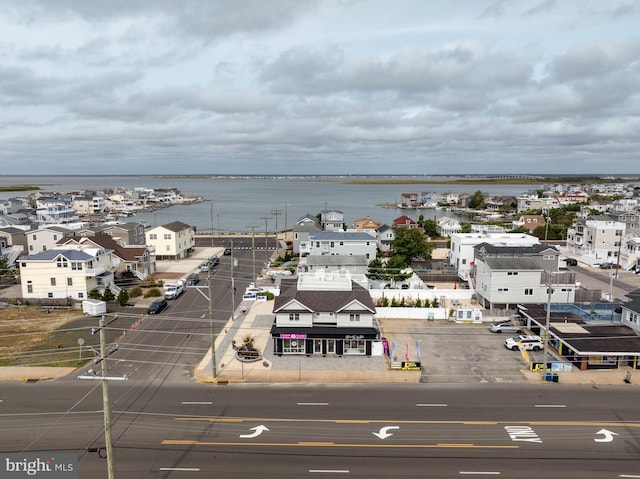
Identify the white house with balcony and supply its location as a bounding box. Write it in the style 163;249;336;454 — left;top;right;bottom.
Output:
35;196;80;224
145;221;195;260
449;232;540;281
472;243;576;311
299;231;377;275
566;215;625;265
19;244;116;300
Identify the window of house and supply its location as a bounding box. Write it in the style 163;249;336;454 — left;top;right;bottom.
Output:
282;338;305;354
289;313;300;321
349;313;360;322
56;257;68;268
498;288;509;292
507;272;519;276
32;234;36;240
48;292;53;298
78;292;84;299
67;278;73;286
71;262;82;270
164;234;171;240
150;233;157;240
27;281;33;293
524;288;533;295
343;339;365;355
50;278;56;286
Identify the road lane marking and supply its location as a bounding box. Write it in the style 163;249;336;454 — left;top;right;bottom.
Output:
310;470;349;474
534;404;567;408
181;401;213;405
297;402;329;406
460;472;500;475
619;475;640;478
417;403;447;407
159;468;200;472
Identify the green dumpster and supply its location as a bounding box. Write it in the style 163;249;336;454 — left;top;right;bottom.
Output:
552;373;559;383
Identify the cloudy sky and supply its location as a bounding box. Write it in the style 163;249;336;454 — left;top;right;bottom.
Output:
1;1;639;176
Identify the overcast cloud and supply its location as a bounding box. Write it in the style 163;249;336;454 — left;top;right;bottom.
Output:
0;0;639;175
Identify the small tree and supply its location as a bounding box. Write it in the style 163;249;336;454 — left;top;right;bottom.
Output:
380;296;389;307
415;297;423;308
102;286;116;302
117;289;129;306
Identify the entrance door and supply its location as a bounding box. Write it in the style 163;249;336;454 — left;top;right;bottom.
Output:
314;339;323;354
326;339;336;355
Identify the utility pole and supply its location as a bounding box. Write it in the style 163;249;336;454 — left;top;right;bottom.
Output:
260;215;271;270
282;203;288;237
543;271;554;378
207;265;216;379
211;202;219;248
79;315;127;479
246;225;258;284
230;239;236;321
271;209;282;255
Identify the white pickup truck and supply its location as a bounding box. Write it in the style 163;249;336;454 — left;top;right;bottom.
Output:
164;280;185;300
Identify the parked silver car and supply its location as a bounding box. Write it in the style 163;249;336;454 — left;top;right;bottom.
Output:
489;321;523;334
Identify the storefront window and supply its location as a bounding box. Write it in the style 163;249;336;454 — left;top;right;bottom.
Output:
343;339;365;355
283;338;306;354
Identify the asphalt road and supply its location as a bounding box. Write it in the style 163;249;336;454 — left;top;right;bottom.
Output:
1;381;640;478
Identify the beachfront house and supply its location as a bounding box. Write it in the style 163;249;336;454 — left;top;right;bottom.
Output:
270;272;380;357
145;221;195;261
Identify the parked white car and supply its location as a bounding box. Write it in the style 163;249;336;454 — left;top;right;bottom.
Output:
504;335;543;351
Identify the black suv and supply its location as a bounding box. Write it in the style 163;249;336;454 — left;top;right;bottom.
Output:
148;298;168;315
185;273;200;285
223;247;232;256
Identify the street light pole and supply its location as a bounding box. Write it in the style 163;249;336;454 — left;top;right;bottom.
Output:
260;215;271;271
543;271;554;378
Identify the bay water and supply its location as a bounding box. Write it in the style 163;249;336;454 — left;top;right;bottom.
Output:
0;176;537;232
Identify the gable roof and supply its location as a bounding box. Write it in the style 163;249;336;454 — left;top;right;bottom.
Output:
22;249;94;261
162;221;193;232
273;278;375;314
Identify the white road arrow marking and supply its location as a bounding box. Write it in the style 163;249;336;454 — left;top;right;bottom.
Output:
240;425;269;439
373;426;399;440
594;429;618;443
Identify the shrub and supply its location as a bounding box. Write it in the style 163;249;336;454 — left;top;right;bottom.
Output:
415;298;423;308
129;287;143;298
88;288;102;300
144;288;162;298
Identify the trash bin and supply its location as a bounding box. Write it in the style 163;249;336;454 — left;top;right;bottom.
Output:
552;373;559;383
545;372;553;382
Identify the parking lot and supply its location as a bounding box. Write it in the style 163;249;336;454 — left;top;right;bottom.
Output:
378;318;541;383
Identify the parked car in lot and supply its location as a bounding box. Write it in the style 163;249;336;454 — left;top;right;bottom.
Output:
199;262;210;272
599;262;618;269
504;335;543;351
565;258;578;266
209;256;219;266
489;321;523;334
223;247;232;256
185;273;200;285
148;298;168;315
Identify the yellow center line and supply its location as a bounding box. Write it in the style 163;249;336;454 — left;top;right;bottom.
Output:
161;439;519;449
